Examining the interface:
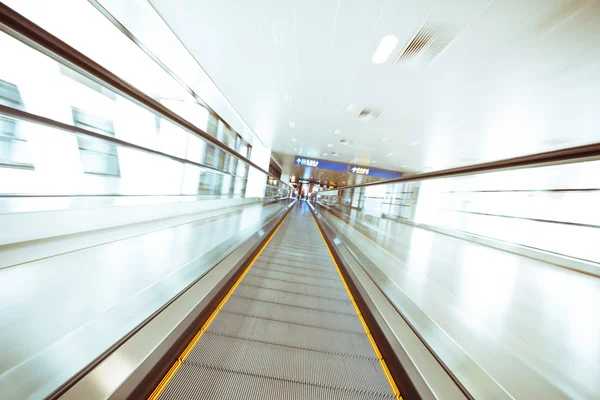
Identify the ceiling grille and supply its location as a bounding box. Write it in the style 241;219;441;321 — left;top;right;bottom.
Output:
395;22;461;66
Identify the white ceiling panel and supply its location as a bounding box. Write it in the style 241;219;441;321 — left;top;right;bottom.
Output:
150;0;600;174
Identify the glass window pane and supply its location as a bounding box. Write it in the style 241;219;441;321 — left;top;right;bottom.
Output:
72;107;120;177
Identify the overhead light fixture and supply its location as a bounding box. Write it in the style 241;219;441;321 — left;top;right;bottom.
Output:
385;152;394;157
409;141;421;146
291;138;297;143
334;129;342;135
327;143;333;148
371;160;376;164
284;92;293;103
289;121;296;128
323;152;328;156
372;35;399;64
346;102;357;112
357;108;381;121
294;148;298;151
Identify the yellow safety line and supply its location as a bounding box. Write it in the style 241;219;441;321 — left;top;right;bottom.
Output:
311;213;403;400
148;210;291;400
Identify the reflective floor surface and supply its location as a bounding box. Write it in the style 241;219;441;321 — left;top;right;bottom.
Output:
321;209;600;399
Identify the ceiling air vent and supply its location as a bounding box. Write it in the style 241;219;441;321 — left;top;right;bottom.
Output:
339;138;353;146
357;108;380;121
395;22;461;66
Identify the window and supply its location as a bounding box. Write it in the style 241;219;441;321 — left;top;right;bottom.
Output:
204;142;225;170
268;158;282;180
206;113;218;137
72;107;121;177
198;170;223;195
236;134;249;158
0;80;34;170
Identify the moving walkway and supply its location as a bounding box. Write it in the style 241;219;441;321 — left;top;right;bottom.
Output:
149;202;399;400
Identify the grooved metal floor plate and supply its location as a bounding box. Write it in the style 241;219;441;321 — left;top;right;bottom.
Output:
159;203;395;399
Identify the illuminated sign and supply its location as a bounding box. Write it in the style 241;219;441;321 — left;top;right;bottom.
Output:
349;165;403;179
295;157;319;167
350;166;370;175
295;156;402;180
292;178;329;186
294;156;348;172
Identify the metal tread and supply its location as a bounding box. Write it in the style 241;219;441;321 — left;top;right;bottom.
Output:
220;297;366;333
206;314;376;359
218;309;367;336
253;259;340;275
183;334;394;396
262;251;333;268
251;264;342;282
259;249;333;261
234;284;354;313
159;363;394;400
231;294;357;316
246;268;345;290
239;279;351;301
266;242;326;253
244;271;347;292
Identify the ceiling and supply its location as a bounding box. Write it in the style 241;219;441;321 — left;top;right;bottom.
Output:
149;0;600;175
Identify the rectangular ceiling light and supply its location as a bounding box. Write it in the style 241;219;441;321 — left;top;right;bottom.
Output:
372;35;399;64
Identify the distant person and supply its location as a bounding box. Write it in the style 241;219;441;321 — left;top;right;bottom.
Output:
301;189;305;200
297;190;301;201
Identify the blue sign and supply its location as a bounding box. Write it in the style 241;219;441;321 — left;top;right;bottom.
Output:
349;165;403;179
294;156;348;173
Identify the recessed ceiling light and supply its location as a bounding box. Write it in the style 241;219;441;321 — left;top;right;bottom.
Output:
284;92;293;103
381;137;388;142
400;164;407;167
327;143;333;148
323;152;328;156
372;35;399;64
346;102;357;112
409;141;421;146
294;148;298;151
334;129;342;135
385;153;394;157
289;121;296;128
371;160;376;164
291;138;297;143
